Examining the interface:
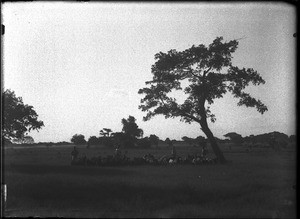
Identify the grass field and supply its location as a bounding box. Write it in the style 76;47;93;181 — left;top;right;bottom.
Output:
3;143;296;218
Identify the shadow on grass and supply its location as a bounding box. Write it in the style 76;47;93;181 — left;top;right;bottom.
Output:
5;164;136;176
5;164;295;218
6;177;246;213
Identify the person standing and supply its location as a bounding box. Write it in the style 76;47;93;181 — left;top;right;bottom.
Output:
115;145;121;157
71;146;79;163
171;145;177;159
201;145;208;158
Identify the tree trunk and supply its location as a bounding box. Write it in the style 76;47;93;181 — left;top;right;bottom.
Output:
200;119;227;163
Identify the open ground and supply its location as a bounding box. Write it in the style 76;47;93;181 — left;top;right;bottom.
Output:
4;143;296;218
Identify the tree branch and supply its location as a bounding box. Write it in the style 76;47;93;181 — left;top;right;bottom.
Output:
203;66;212;78
190;71;202;80
158;95;166;106
181;113;202;124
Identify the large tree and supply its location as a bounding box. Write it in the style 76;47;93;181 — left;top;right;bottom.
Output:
71;134;86;145
138;37;268;163
122;116;143;139
3;89;44;142
121;115;143;148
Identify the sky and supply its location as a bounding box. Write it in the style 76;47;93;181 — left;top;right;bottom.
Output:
2;2;296;143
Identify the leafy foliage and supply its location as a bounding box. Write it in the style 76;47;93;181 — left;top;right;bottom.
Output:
121;116;143;138
149;134;160;147
107;116;144;148
88;136;100;145
88;128;114;147
182;136;194;145
3;89;44;141
138;37;269;162
11;135;35;144
138;37;268;124
182;136;207;147
100;128;112;137
243;131;289;146
20;135;35;144
224;132;243;146
71;134;86;145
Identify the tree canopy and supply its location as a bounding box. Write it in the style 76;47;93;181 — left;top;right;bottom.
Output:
3;89;44;142
224;132;243;146
224;132;242;139
121;115;143;139
88;136;99;145
11;135;35;144
106;116;144;148
100;128;112;137
138;37;268;162
182;136;194;145
71;134;86;145
165;138;173;147
149;134;159;147
182;136;206;147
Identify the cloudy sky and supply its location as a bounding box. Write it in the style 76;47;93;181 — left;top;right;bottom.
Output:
2;2;296;142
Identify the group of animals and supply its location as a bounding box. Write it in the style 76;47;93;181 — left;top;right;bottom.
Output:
71;151;218;167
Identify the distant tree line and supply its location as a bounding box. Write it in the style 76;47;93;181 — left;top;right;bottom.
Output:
3;89;294;152
71;115;161;149
181;131;295;150
41;141;72;146
223;131;295;150
181;136;207;147
4;140;72;147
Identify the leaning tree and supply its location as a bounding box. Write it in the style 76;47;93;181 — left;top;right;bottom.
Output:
138;37;268;163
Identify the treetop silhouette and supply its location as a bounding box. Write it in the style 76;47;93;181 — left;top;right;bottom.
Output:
3;89;44;142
